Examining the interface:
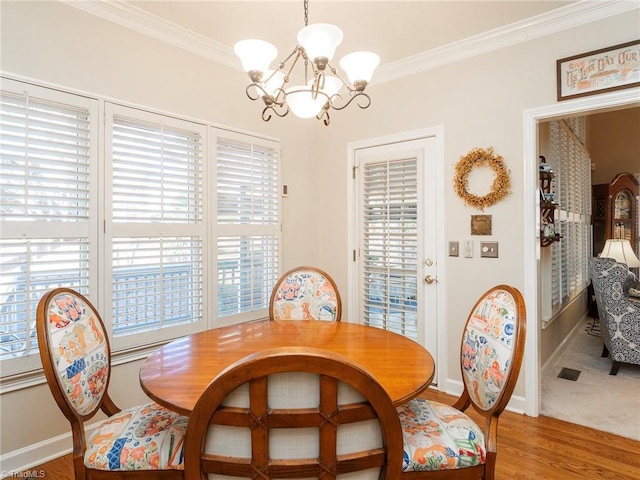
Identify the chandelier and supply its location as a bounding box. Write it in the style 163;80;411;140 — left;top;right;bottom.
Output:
234;0;380;126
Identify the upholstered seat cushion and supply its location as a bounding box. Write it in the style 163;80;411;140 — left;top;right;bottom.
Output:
398;398;486;472
85;402;187;471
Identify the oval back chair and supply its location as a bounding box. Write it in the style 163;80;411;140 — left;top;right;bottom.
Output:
36;288;187;480
398;285;526;480
269;266;342;321
184;346;403;480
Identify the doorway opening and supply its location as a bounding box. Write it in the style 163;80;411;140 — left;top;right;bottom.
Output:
523;88;640;418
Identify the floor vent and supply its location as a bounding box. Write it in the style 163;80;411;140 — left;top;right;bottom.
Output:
558;367;581;381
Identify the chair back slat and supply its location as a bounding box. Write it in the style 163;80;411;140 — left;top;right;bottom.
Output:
184;347;402;480
37;288;111;418
269;266;342;321
460;285;526;413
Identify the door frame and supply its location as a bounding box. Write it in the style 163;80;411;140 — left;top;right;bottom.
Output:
523;87;640;417
347;126;445;387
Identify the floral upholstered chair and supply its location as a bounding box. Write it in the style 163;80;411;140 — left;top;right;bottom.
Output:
183;347;403;480
589;257;640;375
269;266;342;321
398;285;526;480
36;288;187;480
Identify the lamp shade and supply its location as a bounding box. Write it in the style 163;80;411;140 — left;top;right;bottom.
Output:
600;239;640;268
234;39;277;73
284;86;327;118
339;51;380;84
297;23;343;62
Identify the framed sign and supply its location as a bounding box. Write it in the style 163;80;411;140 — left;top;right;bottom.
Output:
556;40;640;101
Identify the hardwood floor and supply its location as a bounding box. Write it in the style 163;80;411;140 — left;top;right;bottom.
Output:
7;389;639;480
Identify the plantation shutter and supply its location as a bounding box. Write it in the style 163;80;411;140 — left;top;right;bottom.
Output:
216;135;280;319
361;158;418;339
107;104;205;345
0;81;97;372
549;118;591;310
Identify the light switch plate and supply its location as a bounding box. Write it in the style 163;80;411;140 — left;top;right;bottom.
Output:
464;240;473;258
449;241;459;257
480;241;499;258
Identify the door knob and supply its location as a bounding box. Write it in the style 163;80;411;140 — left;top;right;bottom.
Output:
424;275;438;284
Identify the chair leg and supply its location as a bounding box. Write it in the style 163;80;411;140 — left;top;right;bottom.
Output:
609;361;621;375
601;344;609;357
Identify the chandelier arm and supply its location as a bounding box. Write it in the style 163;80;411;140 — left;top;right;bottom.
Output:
327;63;353;91
311;70;325;100
280;46;302;70
316;108;330;126
262;102;289;122
330;91;372;111
246;83;286;107
281;47;304;84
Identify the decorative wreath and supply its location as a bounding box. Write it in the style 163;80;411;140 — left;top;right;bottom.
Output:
453;147;511;211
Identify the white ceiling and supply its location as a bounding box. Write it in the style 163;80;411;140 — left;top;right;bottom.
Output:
127;1;575;66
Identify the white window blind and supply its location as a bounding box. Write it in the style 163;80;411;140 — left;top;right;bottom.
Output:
549;118;592;311
112;117;202;223
0;81;97;372
361;158;418;339
112;237;202;336
107;105;205;345
216;135;280;319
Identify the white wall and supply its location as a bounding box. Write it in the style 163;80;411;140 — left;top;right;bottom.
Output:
1;0;639;471
313;12;639;395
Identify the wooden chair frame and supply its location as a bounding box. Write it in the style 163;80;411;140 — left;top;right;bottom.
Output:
402;284;526;480
36;288;183;480
269;266;342;321
184;347;403;480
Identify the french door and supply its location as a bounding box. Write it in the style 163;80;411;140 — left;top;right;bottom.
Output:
353;136;439;362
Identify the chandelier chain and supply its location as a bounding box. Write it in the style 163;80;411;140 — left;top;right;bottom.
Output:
304;0;309;26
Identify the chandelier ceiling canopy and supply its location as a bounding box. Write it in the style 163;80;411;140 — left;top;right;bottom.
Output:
234;0;380;126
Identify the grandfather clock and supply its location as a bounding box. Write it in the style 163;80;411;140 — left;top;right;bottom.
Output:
592;172;639;256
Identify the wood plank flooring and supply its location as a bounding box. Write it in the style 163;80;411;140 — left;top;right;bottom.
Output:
6;389;640;480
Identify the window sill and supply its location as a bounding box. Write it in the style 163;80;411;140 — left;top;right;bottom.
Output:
0;340;172;395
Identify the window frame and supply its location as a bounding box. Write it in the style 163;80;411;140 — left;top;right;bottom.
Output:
212;129;282;327
0;78;100;377
0;76;282;385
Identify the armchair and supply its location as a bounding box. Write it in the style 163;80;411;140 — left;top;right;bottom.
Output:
588;257;640;375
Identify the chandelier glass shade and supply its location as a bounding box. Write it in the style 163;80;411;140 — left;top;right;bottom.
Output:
234;0;379;126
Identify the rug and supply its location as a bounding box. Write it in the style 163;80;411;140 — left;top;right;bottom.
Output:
541;317;640;441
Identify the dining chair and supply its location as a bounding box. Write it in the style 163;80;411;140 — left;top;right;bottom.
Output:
398;285;526;480
183;346;403;480
269;265;342;321
36;287;187;480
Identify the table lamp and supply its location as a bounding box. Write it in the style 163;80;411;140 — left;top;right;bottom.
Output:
599;239;640;268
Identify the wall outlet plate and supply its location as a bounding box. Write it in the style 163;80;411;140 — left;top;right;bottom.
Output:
480;241;499;258
449;241;459;257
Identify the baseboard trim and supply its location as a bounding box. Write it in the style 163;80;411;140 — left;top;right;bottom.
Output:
1;421;101;476
541;313;589;377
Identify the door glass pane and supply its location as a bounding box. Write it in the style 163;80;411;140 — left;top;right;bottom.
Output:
361;158;418;339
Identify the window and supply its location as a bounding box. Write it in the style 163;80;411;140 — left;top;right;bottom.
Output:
0;78;281;377
0;79;98;374
215;133;280;321
549;118;591;311
105;105;207;349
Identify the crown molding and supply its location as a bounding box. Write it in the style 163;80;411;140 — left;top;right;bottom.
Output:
374;0;639;84
61;0;638;84
60;0;239;69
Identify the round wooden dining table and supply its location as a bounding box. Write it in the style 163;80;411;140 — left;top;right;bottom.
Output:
139;319;435;416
